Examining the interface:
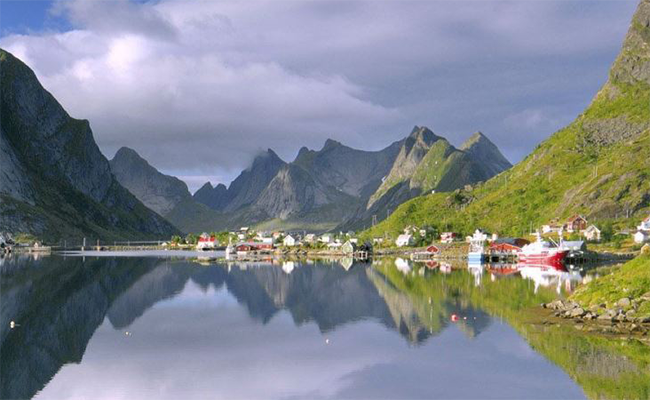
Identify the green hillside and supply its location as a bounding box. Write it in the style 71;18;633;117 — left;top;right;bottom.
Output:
363;0;650;239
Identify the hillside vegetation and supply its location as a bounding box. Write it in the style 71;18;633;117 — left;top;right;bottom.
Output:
363;0;650;239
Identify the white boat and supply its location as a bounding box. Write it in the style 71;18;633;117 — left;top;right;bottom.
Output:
468;229;487;263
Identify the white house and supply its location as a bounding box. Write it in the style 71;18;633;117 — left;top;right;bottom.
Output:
440;232;456;244
304;234;316;243
467;229;488;243
542;224;562;234
319;234;333;244
283;235;296;247
583;225;601;241
395;234;414;247
634;231;650;244
638;216;650;231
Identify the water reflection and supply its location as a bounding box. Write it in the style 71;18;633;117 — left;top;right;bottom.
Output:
1;254;647;399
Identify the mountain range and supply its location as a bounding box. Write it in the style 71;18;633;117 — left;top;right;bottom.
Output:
109;125;511;233
364;0;650;239
0;49;179;242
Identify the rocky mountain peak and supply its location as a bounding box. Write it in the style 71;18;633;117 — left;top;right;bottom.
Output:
459;131;511;176
322;138;343;151
409;125;437;141
608;0;650;86
197;182;214;192
114;146;141;160
110;147;191;216
250;148;284;169
460;131;490;150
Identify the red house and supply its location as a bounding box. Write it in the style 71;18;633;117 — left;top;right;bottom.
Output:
440;232;457;244
565;215;588;233
236;244;253;252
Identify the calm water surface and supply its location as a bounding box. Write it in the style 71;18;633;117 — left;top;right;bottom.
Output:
1;254;648;399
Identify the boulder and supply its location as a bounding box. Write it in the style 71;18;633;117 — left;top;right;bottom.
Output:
641;243;650;255
570;308;586;318
618;298;631;308
597;314;613;322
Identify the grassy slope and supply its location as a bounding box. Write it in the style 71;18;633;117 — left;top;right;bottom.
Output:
362;8;650;240
571;254;650;315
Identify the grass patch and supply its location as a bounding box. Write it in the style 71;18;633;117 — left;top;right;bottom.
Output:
571;255;650;310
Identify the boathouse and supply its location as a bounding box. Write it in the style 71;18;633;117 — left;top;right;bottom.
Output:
341;240;357;255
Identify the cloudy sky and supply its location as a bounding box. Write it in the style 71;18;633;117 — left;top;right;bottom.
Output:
0;0;638;192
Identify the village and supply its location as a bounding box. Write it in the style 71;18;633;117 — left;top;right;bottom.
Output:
144;213;650;267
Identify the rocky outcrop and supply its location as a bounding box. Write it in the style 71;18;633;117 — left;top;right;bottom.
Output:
608;0;650;86
110;147;192;216
254;164;356;220
368;126;440;207
460;132;513;179
339;128;511;231
193;182;229;211
581;0;650;145
224;149;287;212
542;297;650;336
0;49;179;241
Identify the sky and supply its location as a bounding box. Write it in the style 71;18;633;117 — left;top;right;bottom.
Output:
0;0;639;192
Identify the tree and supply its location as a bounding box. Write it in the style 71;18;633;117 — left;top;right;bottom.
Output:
185;233;198;245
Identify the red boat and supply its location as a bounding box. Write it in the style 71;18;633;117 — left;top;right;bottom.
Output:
517;232;568;271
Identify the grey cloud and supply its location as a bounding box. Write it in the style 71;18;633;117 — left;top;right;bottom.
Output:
0;0;639;189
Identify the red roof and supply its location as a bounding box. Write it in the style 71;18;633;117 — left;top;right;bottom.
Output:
198;236;216;242
426;245;440;254
567;215;587;223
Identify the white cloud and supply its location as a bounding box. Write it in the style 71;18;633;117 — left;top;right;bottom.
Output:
0;0;638;187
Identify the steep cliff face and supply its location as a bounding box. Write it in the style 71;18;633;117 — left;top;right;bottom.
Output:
0;49;179;241
293;138;401;198
224;149;287;212
459;132;513;179
368;126;440;207
365;0;650;238
110;147;192;216
193;182;229;211
341;128;511;231
254;164;356;220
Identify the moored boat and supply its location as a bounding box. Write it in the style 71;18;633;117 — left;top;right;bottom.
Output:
517;232;568;271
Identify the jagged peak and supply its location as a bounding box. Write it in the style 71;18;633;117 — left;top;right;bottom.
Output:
197;181;214;192
608;0;650;86
214;183;227;191
460;131;492;150
250;148;285;168
113;146;143;160
322;138;343;150
405;126;438;149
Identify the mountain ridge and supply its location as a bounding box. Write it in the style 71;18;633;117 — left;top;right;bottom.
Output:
363;0;650;239
0;49;179;241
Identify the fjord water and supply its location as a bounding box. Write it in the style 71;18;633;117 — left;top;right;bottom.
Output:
1;256;647;399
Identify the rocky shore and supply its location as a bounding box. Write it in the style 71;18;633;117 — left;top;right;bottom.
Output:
542;296;650;336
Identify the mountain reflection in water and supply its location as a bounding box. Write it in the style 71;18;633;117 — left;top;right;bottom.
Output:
1;255;647;399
